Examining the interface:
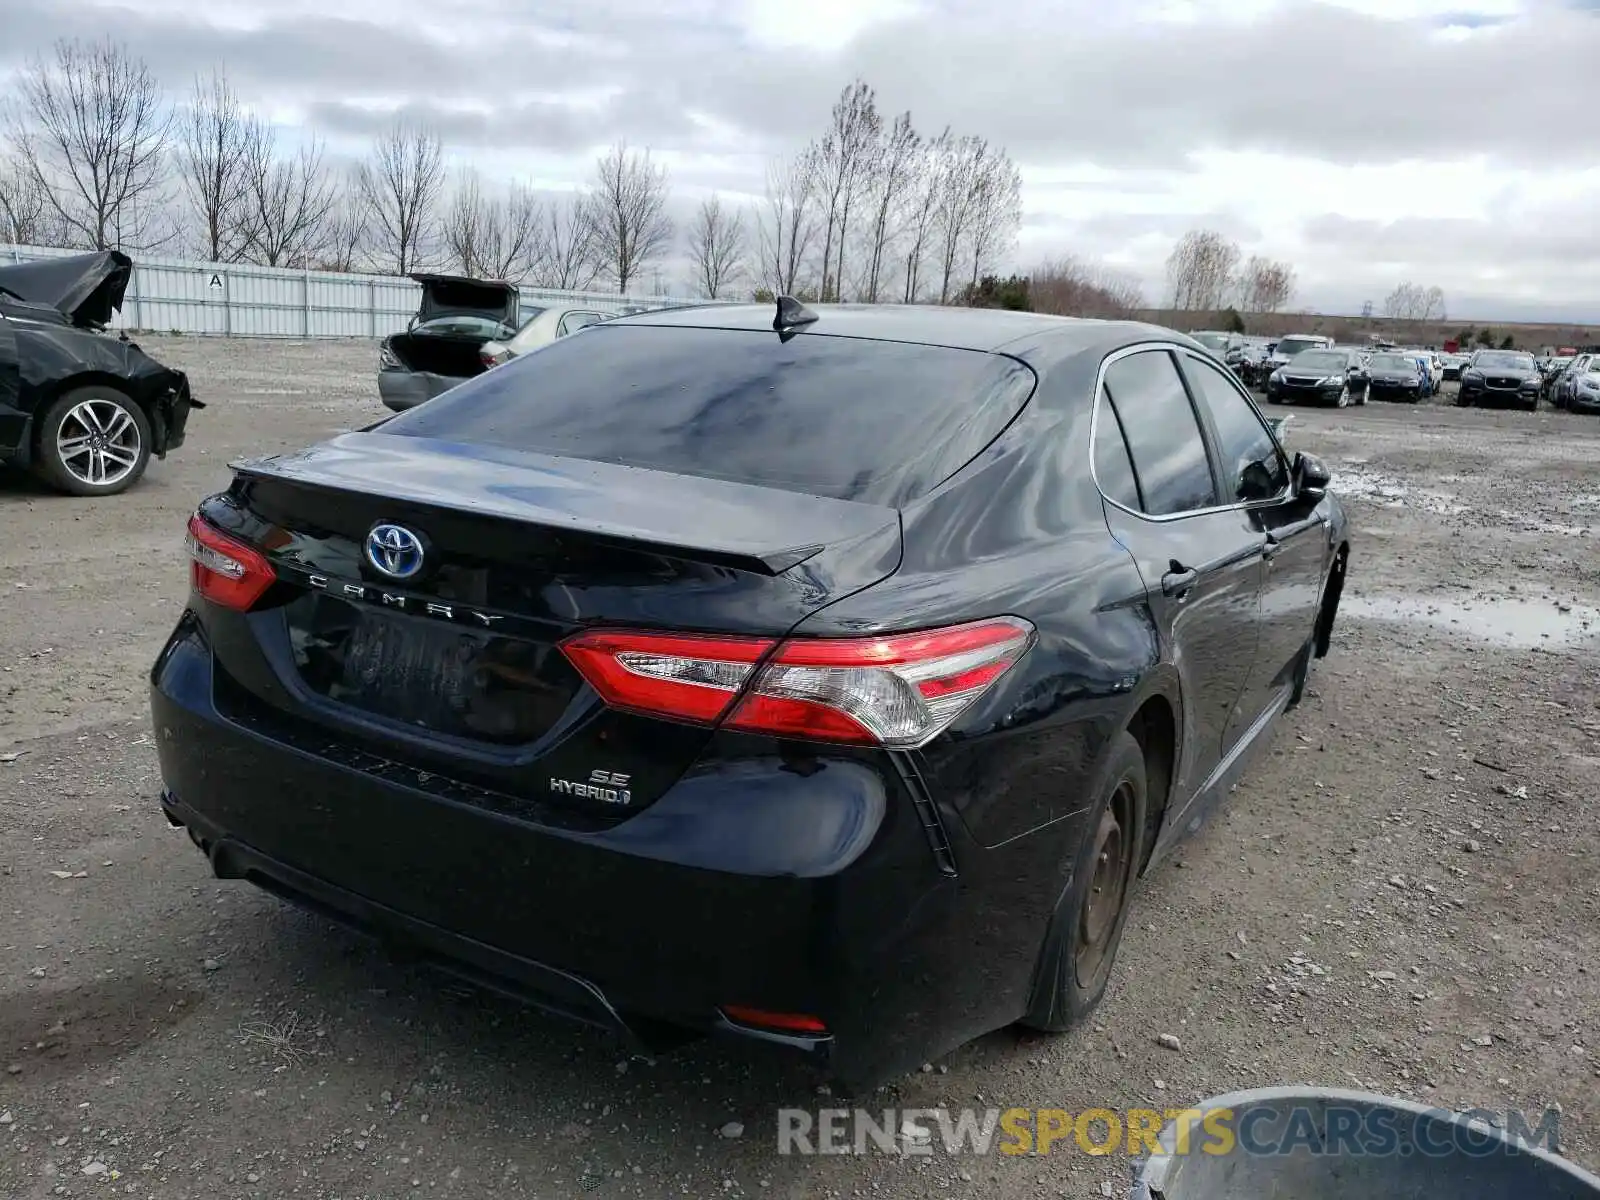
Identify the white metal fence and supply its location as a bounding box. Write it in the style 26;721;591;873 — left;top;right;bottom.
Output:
1;244;722;338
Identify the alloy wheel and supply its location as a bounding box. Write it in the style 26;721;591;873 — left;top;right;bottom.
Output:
56;398;142;489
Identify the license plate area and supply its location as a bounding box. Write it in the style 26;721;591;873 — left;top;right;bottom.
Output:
284;593;579;746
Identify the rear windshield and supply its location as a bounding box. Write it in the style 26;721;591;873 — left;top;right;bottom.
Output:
381;324;1038;506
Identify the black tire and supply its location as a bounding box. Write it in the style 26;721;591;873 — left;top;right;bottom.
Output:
1331;385;1350;408
1020;731;1148;1033
33;386;152;497
1266;394;1283;405
1314;554;1346;659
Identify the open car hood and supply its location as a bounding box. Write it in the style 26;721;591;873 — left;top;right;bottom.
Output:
0;251;133;329
409;273;520;328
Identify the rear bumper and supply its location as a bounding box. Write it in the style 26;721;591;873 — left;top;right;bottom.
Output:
377;369;462;412
149;613;1068;1086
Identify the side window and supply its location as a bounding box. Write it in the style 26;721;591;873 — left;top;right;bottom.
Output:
1102;350;1219;517
1184;356;1289;503
1092;396;1142;511
558;311;605;337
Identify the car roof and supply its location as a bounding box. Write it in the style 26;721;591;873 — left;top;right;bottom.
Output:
609;302;1147;354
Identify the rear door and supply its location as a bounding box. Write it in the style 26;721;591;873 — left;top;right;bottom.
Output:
1093;346;1266;793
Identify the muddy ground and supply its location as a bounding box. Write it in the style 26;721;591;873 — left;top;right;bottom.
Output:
2;337;1599;1198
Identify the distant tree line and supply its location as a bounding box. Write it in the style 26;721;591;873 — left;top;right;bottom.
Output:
1163;229;1298;317
0;37;1043;303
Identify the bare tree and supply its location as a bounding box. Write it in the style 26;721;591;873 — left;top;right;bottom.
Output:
1237;255;1296;314
175;70;254;261
900;130;948;303
1031;255;1144;319
242;132;338;268
688;193;746;298
316;181;367;273
1382;283;1418;320
859;112;920;303
441;169;543;280
965;148;1022;289
355;121;444;274
0;153;66;245
1383;281;1447;322
755;151;817;297
581;141;673;294
934;135;996;303
530;194;601;291
1421;284;1446;322
811;80;882;301
8;38;173;250
1165;229;1241;311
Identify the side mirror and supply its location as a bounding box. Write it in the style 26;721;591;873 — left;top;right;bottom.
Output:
1294;451;1331;499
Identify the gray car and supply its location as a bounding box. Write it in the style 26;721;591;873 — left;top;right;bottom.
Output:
377;274;524;412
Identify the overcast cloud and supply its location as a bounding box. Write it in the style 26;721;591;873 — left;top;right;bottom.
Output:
2;0;1597;318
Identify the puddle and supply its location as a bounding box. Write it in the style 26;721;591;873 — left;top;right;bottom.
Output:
1342;594;1600;649
1332;469;1469;515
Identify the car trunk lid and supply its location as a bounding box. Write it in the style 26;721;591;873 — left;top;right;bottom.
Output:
410;274;520;328
194;432;903;823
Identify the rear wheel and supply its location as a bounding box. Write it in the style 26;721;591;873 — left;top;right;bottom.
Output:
33;386;152;496
1020;731;1147;1033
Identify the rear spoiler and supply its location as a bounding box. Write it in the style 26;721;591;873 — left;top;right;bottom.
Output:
231;432;902;578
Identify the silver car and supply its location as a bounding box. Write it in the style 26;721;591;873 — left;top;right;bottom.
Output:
377;275;524;412
479;304;616;368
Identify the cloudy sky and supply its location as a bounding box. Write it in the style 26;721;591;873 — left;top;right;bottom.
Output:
4;0;1600;319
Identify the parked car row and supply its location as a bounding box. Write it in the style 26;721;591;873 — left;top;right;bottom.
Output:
1542;352;1600;411
1196;330;1596;415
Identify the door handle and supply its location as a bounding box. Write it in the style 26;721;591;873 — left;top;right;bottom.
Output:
1263;535;1282;561
1161;562;1198;597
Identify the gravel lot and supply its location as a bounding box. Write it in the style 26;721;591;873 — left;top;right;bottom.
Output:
3;336;1599;1198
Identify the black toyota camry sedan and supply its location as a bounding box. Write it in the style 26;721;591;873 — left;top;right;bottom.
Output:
151;302;1350;1089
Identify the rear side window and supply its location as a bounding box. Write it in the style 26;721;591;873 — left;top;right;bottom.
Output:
1102;350;1218;517
382;325;1037;506
1092;399;1142;511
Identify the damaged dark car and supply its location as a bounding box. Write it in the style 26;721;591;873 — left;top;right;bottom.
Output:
0;251;198;496
378;274;524;412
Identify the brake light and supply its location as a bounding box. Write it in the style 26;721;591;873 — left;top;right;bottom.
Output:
185;514;274;611
720;1006;828;1034
559;617;1033;748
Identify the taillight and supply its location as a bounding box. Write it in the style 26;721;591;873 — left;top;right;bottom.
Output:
559;617;1034;748
185;514;274;611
